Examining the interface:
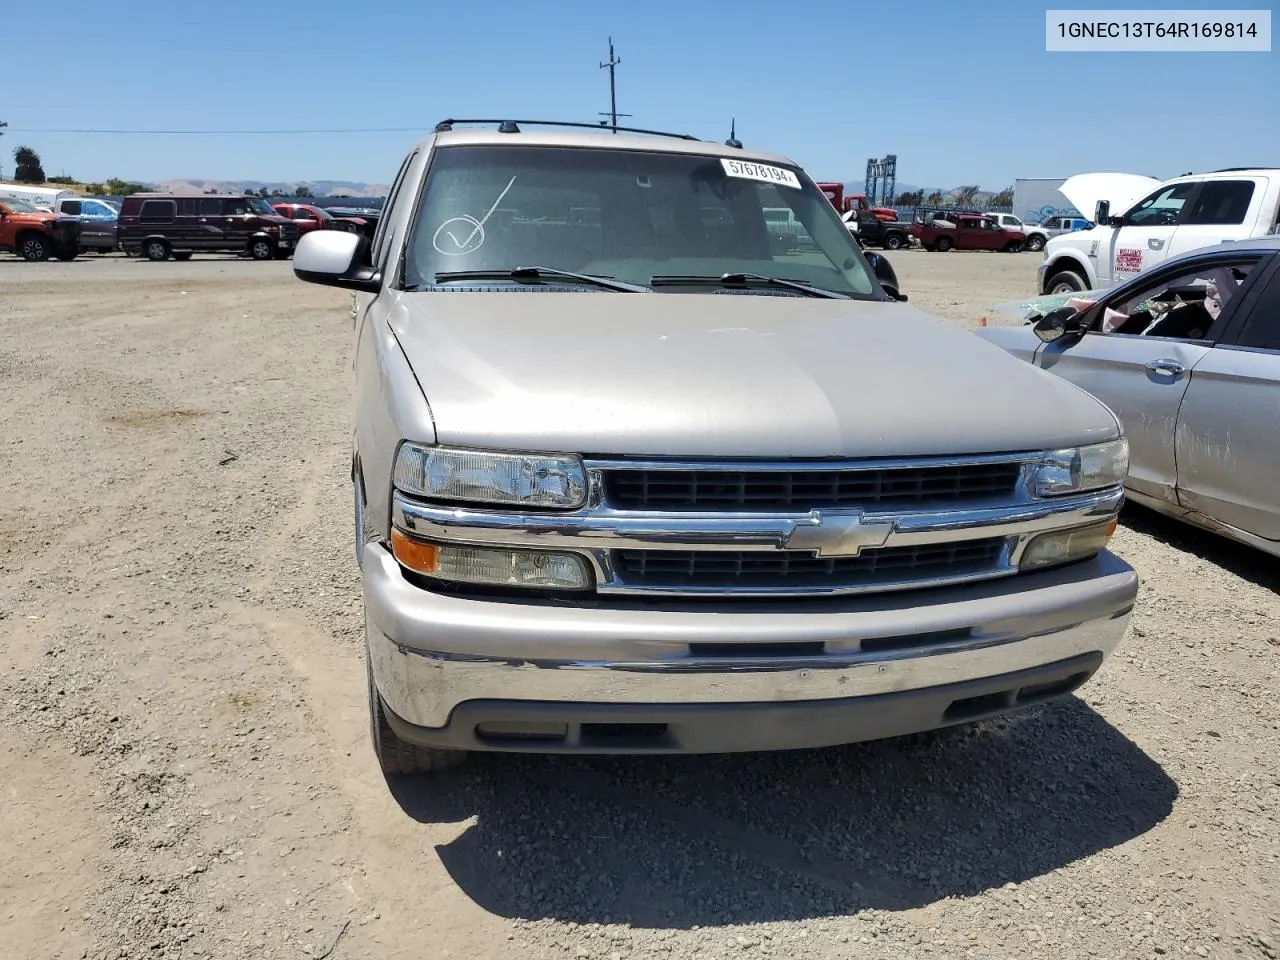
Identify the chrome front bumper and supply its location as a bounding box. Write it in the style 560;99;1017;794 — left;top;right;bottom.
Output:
364;542;1137;741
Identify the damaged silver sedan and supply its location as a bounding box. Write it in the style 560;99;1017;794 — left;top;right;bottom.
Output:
978;236;1280;557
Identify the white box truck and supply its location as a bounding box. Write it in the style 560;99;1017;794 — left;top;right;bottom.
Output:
1013;179;1087;225
0;182;81;211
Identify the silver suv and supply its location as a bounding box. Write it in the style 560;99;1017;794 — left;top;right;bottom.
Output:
293;119;1138;777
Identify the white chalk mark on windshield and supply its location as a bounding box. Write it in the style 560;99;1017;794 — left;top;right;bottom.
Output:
431;176;518;256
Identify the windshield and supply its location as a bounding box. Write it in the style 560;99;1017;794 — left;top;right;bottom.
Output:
246;197;277;216
404;144;877;295
311;206;333;219
1;198;40;213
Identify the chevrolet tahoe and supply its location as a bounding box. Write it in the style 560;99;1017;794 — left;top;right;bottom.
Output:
292;119;1138;776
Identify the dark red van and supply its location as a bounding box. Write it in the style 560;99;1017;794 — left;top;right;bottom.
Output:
117;193;300;261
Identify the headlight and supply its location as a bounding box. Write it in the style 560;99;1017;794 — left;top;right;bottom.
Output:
393;443;587;509
1033;438;1128;497
1020;518;1117;571
391;530;591;590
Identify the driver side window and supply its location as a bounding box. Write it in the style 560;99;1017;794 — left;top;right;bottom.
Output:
1123;182;1196;227
1092;257;1259;340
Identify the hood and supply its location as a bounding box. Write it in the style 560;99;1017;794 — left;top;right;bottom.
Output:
386;292;1119;458
1059;172;1162;221
6;210;56;224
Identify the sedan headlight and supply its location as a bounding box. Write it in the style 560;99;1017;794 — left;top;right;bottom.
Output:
393;443;587;509
1033;438;1129;497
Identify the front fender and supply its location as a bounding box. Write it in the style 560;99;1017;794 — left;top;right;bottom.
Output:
1040;249;1099;292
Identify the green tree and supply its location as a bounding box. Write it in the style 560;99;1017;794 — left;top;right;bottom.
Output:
47;174;77;184
954;184;980;206
13;145;46;183
925;190;943;205
104;177;150;196
294;184;314;198
990;185;1014;207
896;190;923;206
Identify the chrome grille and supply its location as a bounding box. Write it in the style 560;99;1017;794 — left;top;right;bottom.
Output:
279;223;299;241
602;462;1022;512
614;538;1007;590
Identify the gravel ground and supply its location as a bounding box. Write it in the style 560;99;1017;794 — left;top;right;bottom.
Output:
1;250;1276;960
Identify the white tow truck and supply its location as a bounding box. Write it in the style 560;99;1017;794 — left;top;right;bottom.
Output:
1038;169;1280;295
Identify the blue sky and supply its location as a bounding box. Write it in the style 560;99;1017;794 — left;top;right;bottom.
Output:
4;0;1276;189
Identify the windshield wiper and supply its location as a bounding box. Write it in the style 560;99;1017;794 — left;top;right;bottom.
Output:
649;272;850;299
430;266;649;293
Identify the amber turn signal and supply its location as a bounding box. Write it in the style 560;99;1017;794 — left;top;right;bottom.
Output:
390;529;441;575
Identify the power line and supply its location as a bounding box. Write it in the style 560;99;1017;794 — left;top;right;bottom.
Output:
0;126;430;135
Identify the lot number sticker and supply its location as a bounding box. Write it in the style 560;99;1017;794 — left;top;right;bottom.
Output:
721;158;801;190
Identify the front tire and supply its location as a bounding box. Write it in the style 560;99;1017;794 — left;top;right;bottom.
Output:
1046;269;1087;294
250;238;276;261
883;232;905;250
1025;234;1046;252
18;234;51;262
935;236;953;252
367;646;467;776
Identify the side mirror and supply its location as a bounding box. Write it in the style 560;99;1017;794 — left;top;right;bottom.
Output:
1094;200;1110;226
865;252;907;301
293;230;380;292
1033;306;1083;343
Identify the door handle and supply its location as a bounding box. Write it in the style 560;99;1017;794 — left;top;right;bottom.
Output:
1145;358;1185;376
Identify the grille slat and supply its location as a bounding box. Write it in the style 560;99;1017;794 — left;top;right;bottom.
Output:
604;463;1021;511
615;539;1006;589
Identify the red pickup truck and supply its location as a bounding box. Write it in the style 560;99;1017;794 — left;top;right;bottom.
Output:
911;214;1025;253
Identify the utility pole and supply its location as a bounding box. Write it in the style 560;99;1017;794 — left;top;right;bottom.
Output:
597;38;630;133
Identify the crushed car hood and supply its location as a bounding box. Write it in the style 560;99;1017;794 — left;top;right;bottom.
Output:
386;292;1120;458
1059;172;1161;220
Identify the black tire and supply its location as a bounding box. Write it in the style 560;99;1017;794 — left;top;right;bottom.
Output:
1004;241;1024;253
249;237;276;261
144;239;171;261
1024;233;1046;252
935;236;953;252
18;233;51;262
172;251;193;262
54;247;78;262
367;647;467;776
883;232;905;250
1045;269;1087;295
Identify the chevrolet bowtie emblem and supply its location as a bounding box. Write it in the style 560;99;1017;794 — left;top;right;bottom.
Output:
783;511;896;558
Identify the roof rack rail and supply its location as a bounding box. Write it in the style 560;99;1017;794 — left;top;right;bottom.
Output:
1212;166;1277;172
432;118;702;141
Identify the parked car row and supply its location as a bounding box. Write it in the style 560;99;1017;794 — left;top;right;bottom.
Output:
0;181;380;262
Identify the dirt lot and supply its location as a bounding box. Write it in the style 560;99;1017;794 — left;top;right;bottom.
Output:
1;250;1276;960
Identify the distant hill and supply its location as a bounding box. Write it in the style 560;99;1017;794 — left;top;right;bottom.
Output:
153;178;389;198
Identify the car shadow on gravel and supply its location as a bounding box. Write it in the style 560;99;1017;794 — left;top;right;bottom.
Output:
1121;503;1280;592
388;697;1175;926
